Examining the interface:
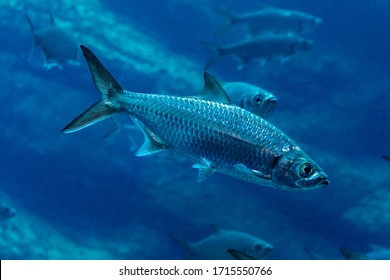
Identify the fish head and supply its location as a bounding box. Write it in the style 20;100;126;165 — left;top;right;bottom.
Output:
271;147;329;191
242;89;277;118
245;239;273;259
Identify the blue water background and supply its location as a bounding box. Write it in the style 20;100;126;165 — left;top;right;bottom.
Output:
0;0;390;259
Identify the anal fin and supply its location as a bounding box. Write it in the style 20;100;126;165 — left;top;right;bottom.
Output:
131;117;168;156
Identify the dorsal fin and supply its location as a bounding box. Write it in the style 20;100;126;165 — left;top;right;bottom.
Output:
200;72;231;104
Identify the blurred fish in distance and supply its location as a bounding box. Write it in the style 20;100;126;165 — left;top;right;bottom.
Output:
170;225;273;260
103;116;140;152
25;12;80;69
202;34;313;70
222;81;277;118
214;6;322;37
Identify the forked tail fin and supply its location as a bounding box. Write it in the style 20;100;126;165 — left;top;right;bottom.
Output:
61;45;122;133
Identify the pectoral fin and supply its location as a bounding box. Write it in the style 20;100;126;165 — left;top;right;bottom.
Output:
233;163;271;180
192;157;215;182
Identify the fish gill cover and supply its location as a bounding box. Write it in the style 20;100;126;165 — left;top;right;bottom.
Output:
0;0;389;259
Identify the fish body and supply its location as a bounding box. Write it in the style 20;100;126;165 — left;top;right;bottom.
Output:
204;34;313;70
172;226;273;260
62;46;329;191
215;7;322;36
25;13;79;69
0;204;16;221
223;82;277;118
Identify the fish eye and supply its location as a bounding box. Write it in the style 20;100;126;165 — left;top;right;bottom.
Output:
254;244;262;251
254;95;263;105
299;163;316;177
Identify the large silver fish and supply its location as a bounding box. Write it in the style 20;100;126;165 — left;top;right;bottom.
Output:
62;45;329;191
222;82;277;118
25;13;79;69
171;226;273;260
215;6;322;36
203;34;313;70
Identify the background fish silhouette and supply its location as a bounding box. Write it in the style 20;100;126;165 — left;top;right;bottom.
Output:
25;13;79;69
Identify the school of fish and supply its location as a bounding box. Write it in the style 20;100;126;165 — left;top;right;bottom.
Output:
204;5;322;69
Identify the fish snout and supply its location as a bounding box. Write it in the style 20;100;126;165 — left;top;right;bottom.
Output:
320;178;330;186
261;97;277;117
267;97;278;107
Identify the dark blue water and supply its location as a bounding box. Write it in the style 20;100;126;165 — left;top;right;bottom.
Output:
1;0;389;259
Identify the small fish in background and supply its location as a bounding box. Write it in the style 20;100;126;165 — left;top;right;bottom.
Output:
170;225;273;260
340;245;390;260
202;34;313;70
214;6;322;37
381;155;390;162
103;117;140;152
25;13;79;69
222;82;277;118
228;249;257;260
0;203;17;221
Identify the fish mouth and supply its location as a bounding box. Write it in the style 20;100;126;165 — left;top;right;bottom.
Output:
266;97;277;106
262;97;277;116
298;175;329;190
318;177;330;186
